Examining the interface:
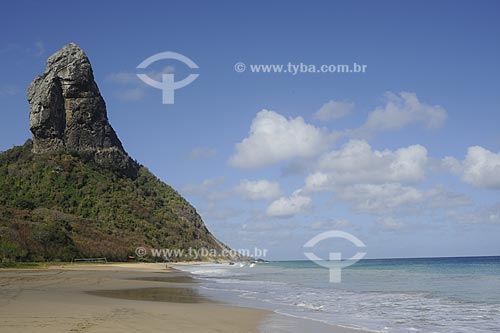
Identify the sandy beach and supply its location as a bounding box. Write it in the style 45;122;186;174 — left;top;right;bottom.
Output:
0;263;268;333
0;263;371;333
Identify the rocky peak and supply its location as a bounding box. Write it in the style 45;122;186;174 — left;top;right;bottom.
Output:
27;43;138;177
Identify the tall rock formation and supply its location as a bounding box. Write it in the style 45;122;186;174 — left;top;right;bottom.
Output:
27;43;138;177
0;42;235;261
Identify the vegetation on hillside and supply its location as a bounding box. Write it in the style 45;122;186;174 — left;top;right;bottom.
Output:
0;140;227;262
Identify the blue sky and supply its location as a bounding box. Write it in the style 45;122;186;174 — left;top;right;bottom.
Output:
1;0;499;260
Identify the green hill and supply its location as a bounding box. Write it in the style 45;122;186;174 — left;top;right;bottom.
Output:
0;43;231;265
0;140;229;262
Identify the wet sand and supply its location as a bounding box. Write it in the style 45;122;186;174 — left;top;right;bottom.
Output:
0;263;267;332
0;263;369;332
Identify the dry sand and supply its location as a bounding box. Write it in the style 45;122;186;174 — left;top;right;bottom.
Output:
0;263;268;333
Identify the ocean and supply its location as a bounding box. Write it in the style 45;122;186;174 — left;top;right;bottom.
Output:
174;256;500;332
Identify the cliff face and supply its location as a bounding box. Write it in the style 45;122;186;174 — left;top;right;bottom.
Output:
27;43;138;177
0;43;231;262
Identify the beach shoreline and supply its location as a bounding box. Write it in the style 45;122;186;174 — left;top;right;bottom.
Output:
0;262;268;333
172;263;373;333
0;262;370;332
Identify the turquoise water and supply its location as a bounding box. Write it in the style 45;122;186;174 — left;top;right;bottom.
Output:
176;256;500;332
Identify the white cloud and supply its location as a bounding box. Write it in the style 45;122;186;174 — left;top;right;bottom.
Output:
182;177;227;201
199;203;241;221
106;72;139;85
182;177;240;222
266;190;312;218
105;66;175;102
354;92;447;136
106;66;175;85
462;146;500;189
441;146;500;189
441;156;463;175
311;219;350;229
304;172;331;192
448;202;500;225
425;186;471;208
189;147;217;160
235;179;282;201
314;100;354;122
297;139;473;216
376;217;405;230
304;140;428;191
106;72;144;100
336;183;424;214
335;183;469;215
114;87;145;101
229;110;334;168
297;140;473;216
159;65;176;76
